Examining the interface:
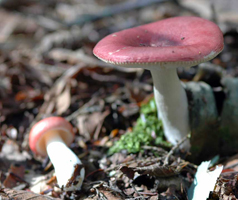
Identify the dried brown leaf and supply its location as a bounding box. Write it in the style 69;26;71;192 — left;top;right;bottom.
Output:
0;188;60;200
56;83;71;115
3;164;25;188
84;189;123;200
120;166;135;179
77;110;110;141
121;164;178;178
96;189;123;200
26;64;86;128
212;175;238;200
223;153;238;172
15;90;43;102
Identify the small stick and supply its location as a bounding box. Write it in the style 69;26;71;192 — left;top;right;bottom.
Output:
67;0;174;26
163;133;190;166
130;183;145;200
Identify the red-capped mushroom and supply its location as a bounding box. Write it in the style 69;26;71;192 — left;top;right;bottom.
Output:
93;16;224;150
29;116;85;191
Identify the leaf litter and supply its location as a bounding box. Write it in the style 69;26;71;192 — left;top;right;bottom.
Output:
1;0;238;199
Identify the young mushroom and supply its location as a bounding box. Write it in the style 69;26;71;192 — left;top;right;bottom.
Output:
93;16;224;150
29;116;85;191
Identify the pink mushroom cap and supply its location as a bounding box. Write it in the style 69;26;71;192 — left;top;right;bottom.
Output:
93;16;224;67
29;117;74;157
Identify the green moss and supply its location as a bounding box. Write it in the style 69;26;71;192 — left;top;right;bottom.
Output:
108;98;170;155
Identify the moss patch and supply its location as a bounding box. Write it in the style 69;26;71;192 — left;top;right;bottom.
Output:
108;98;170;155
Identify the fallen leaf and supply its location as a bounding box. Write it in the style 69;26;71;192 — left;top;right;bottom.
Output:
0;188;60;200
56;83;71;115
3;163;25;188
77;110;110;141
120;166;135;179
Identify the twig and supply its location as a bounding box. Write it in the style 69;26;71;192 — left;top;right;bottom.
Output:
67;0;176;26
86;180;126;199
93;110;110;140
142;145;168;154
48;48;142;73
163;133;190;166
65;96;99;122
130;183;145;200
105;157;162;173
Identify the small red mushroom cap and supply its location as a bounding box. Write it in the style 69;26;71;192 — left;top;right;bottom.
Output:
93;16;224;67
29;117;74;157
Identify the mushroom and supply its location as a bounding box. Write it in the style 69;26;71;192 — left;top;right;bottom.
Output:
93;16;224;150
29;116;85;191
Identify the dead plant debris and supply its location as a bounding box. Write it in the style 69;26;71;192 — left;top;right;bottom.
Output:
1;0;238;199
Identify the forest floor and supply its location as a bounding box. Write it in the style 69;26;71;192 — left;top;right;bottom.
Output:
1;0;238;199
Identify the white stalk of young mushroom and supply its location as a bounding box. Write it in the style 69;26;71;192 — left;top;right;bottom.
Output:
29;117;85;191
45;131;85;191
150;67;190;150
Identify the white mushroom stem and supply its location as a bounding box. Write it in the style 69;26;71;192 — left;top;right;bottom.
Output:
45;131;85;191
150;67;190;150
